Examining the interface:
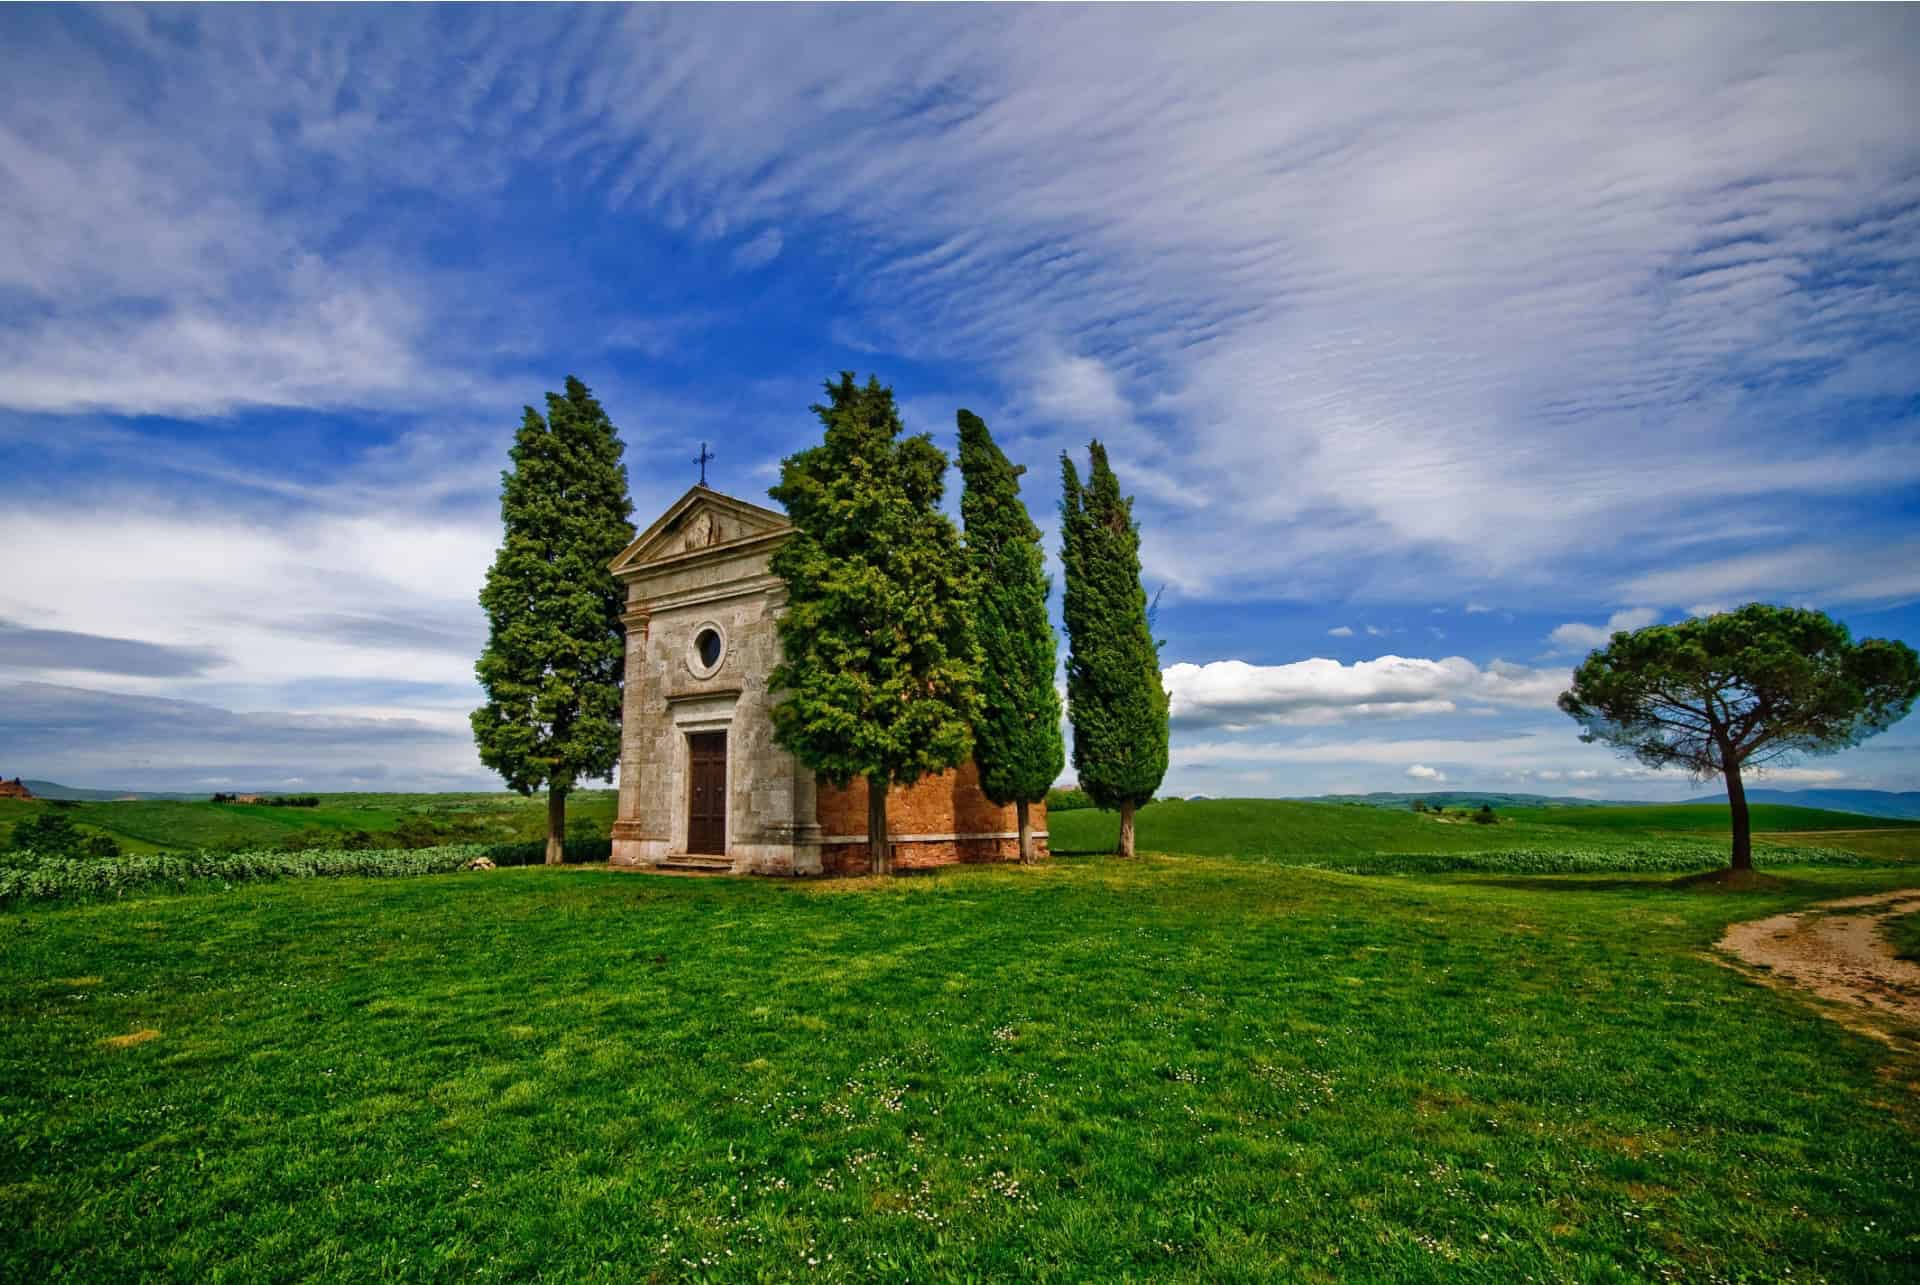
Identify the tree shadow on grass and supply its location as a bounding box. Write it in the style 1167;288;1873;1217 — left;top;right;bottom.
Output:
1464;870;1792;895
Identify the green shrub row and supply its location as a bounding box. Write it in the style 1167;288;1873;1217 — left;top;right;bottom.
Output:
1303;841;1870;877
0;837;612;907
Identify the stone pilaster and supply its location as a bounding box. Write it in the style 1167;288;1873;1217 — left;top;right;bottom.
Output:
610;605;654;866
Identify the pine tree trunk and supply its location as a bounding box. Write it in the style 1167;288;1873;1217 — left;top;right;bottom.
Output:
1017;799;1034;865
1724;761;1752;872
546;786;567;866
867;774;891;876
1118;800;1136;859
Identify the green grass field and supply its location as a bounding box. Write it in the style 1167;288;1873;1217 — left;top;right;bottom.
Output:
1501;801;1920;833
1047;796;1920;864
5;795;1919;1279
7;790;1907;866
0;790;619;856
5;858;1918;1281
1890;911;1920;963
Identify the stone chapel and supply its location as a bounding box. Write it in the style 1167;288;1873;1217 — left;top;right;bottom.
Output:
606;485;1048;875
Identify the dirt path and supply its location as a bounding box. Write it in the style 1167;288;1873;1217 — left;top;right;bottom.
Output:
1717;890;1920;1044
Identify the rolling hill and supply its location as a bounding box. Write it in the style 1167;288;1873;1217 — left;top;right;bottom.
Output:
1291;790;1627;811
20;780;207;802
1680;788;1920;820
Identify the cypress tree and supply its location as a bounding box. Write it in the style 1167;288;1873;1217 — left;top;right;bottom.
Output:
957;409;1064;864
471;376;636;864
1059;440;1169;858
768;374;980;876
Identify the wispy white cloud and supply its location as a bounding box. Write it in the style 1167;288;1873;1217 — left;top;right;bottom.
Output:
7;7;1916;586
1028;353;1131;425
0;499;498;696
731;229;784;271
1327;625;1354;638
0;681;489;792
1405;763;1444;782
1620;541;1920;609
1;7;1915;794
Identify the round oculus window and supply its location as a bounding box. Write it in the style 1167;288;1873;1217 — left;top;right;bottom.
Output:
694;627;723;670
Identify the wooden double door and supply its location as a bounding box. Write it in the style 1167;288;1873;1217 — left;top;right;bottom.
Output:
686;731;728;854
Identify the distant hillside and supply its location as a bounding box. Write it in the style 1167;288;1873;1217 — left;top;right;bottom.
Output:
1504;801;1919;833
1680;788;1920;821
1292;791;1629;811
1049;795;1920;864
22;780;208;802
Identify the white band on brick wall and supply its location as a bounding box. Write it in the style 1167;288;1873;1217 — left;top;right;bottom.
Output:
817;831;1049;845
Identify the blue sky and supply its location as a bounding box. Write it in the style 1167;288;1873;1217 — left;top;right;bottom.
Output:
2;5;1917;798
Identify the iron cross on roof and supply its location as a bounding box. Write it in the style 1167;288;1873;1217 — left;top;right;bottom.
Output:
693;441;715;486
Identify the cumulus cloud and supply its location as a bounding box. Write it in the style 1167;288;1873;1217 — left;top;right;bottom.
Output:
1547;607;1660;652
1327;625;1354;637
1405;763;1444;782
1162;655;1568;730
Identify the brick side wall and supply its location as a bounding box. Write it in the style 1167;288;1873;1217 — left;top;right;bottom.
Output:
815;759;1049;875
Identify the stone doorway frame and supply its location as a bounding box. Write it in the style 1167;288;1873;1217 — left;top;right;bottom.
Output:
667;691;738;856
685;729;728;854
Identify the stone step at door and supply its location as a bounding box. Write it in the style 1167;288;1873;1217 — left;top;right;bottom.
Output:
655;854;734;874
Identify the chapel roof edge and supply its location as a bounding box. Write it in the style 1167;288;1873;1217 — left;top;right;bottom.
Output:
608;484;792;576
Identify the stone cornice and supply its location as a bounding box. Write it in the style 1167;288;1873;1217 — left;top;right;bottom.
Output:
664;686;744;704
629;574;786;616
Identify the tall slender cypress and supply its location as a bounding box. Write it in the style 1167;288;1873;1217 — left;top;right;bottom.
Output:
1059;440;1168;858
471;376;636;863
957;410;1064;864
768;374;980;875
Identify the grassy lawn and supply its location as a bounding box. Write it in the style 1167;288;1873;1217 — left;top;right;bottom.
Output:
5;856;1919;1281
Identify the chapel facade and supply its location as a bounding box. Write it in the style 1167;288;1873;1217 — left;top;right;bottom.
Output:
606;485;1048;875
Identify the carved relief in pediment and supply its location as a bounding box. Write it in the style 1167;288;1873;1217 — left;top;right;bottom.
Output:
683;511;718;551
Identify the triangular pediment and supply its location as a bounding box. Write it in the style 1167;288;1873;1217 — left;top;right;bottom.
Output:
609;485;792;575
